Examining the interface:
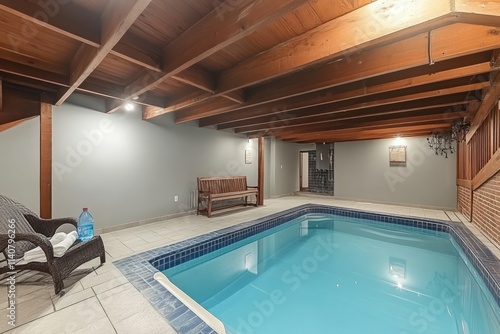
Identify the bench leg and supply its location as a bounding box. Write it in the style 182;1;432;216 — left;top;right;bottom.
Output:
245;196;248;206
207;200;212;218
255;194;259;207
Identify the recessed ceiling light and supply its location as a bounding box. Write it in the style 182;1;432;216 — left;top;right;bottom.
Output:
124;103;134;111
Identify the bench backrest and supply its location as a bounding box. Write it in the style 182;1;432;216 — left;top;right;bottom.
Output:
197;176;248;194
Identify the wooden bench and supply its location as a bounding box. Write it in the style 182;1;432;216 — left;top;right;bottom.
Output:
197;176;259;218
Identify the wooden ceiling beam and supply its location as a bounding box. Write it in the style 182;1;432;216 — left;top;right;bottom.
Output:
76;77;167;109
273;109;463;139
215;0;455;95
170;66;245;104
223;90;246;104
279;124;450;143
0;69;165;109
0;90;40;125
214;0;500;96
0;116;37;132
143;90;214;118
175;98;240;123
290;129;448;143
201;52;494;127
455;0;500;26
176;24;500;123
0;58;69;87
223;77;489;131
0;0;101;47
467;71;500;142
172;66;215;93
275;121;454;142
77;79;125;100
162;0;309;76
236;94;472;133
110;43;161;72
251;23;500;104
1;74;60;93
0;57;214;111
171;26;427;119
55;0;152;106
0;47;68;76
124;0;310;99
0;0;165;73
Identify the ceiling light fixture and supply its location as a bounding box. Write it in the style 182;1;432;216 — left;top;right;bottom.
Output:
427;120;471;158
124;102;134;111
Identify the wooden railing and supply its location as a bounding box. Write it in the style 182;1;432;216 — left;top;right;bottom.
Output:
468;103;500;189
457;140;470;181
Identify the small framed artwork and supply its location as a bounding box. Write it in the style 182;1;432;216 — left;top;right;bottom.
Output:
389;146;406;167
245;149;253;164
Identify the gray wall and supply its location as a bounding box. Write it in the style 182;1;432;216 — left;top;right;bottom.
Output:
0;118;40;212
334;137;457;209
0;100;304;229
0;101;334;221
50;103;259;228
265;138;309;197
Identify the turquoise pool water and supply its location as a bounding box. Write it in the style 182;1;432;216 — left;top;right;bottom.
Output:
163;214;500;334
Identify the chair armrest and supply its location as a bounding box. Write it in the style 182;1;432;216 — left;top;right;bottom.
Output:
0;233;55;262
247;186;259;189
25;215;77;237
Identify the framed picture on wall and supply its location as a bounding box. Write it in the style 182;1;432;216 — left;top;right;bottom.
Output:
245;149;253;164
389;146;406;167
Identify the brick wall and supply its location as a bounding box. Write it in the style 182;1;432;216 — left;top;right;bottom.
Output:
472;171;500;245
457;185;472;221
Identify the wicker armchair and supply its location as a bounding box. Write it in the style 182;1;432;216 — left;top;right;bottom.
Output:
0;195;106;295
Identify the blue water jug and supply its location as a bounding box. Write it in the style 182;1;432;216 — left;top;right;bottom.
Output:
77;208;94;242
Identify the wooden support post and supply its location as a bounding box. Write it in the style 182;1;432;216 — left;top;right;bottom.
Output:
468;142;473;222
258;137;264;206
0;78;2;113
40;94;52;218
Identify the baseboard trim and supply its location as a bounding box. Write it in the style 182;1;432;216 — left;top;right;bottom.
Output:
95;209;196;234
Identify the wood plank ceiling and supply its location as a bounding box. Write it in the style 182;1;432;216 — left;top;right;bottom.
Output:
0;0;499;142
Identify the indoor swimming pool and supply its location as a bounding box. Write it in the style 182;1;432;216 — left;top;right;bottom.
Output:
114;205;500;334
160;213;500;334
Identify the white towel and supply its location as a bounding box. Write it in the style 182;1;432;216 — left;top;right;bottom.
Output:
22;232;67;260
53;231;77;257
22;231;78;263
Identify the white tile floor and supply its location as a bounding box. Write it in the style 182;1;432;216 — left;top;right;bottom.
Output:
1;194;499;334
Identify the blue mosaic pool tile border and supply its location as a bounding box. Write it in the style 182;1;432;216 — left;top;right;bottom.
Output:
114;204;500;334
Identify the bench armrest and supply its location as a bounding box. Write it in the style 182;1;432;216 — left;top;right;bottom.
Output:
247;186;258;189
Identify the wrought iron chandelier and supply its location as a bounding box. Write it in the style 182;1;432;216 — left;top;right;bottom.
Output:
427;120;471;158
